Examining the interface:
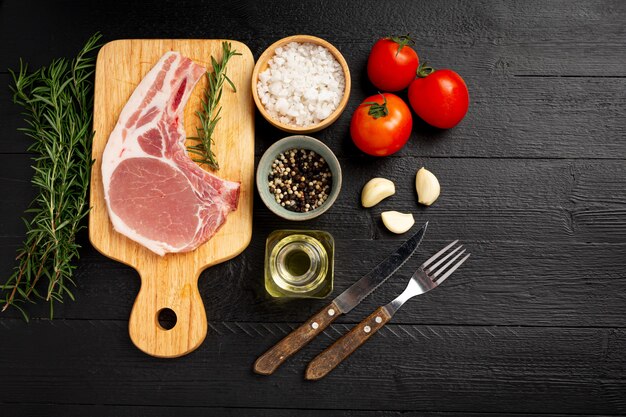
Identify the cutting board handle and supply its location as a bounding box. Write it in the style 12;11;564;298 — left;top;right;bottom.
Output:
128;261;207;358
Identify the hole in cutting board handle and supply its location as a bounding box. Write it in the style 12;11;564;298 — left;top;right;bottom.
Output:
157;308;177;330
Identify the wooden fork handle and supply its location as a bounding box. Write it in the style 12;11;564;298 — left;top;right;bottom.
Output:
305;305;391;380
253;301;342;375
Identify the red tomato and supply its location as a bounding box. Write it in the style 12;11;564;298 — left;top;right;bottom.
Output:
350;93;413;156
408;66;469;129
367;35;419;92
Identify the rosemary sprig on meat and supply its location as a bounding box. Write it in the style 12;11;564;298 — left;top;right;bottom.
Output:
187;41;241;170
1;33;101;320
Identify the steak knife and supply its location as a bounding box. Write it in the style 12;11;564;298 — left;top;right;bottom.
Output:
253;222;428;375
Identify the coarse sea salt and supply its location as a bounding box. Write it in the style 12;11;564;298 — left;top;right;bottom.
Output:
257;42;345;127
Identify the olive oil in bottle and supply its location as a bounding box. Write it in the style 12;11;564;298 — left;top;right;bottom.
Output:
264;230;334;298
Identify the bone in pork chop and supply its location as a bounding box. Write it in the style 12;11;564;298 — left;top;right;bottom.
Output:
101;51;240;256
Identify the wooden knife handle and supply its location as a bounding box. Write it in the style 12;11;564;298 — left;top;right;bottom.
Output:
254;301;341;375
305;305;391;380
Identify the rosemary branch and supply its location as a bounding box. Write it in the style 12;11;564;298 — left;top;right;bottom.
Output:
1;33;101;320
187;41;241;170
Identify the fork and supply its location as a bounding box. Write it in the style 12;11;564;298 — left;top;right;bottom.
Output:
305;240;470;380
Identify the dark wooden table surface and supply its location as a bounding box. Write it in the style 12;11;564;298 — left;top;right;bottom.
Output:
1;1;625;416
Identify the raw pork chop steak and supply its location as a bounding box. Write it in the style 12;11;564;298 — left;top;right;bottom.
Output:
101;51;240;256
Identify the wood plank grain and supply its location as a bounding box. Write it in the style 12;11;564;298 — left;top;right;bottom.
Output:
88;39;255;358
3;74;626;159
0;319;625;414
1;1;625;415
305;306;392;380
1;0;625;77
2;155;625;244
252;157;626;244
1;404;618;417
306;75;626;160
253;301;341;375
1;152;625;326
2;237;625;328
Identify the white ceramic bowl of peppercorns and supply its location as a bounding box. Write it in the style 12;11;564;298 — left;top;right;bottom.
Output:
257;135;342;221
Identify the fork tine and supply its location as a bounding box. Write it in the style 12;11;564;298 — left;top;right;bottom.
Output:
431;249;466;279
425;245;463;274
434;253;471;285
421;240;459;269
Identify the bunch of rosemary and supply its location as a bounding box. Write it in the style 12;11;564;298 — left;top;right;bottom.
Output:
187;41;241;170
1;33;101;320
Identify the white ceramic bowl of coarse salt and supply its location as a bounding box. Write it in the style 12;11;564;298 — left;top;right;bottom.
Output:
252;35;351;133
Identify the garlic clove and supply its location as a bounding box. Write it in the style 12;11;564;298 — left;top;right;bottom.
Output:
415;167;440;206
361;177;396;208
381;211;415;234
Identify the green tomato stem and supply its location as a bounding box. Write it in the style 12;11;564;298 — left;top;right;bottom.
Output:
417;62;436;78
388;34;414;56
363;93;389;119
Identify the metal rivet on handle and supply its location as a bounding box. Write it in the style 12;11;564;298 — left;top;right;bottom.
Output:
311;322;319;330
364;326;371;333
328;309;335;316
375;316;382;324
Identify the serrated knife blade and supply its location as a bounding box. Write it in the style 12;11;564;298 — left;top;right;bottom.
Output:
333;221;428;313
253;221;428;375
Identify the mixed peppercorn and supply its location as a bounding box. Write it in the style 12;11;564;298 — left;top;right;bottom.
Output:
268;148;332;212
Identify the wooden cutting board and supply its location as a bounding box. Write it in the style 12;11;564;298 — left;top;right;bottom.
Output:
89;39;254;358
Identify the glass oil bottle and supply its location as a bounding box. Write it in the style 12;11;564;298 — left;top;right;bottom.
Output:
264;230;334;298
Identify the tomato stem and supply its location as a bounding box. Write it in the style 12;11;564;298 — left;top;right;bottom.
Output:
388;34;414;56
363;93;389;119
417;62;435;78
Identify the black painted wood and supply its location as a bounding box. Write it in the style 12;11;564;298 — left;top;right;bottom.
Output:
3;406;620;417
3;74;626;158
1;0;625;416
1;319;626;414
